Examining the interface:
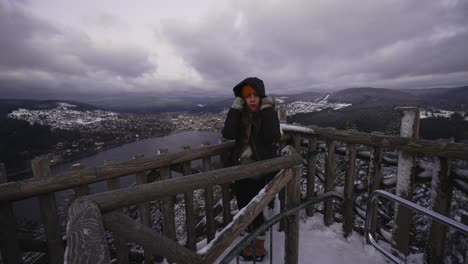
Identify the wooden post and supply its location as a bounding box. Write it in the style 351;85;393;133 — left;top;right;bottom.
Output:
278;106;288;232
285;165;301;264
369;146;382;236
283;136;301;233
218;139;233;226
65;198;110;264
134;153;153;264
278;104;287;123
306;138;317;217
0;163;22;264
159;148;176;245
104;160;129;264
278;188;286;232
426;155;453;264
105;160;121;191
31;156;65;264
462;213;468;264
324;140;336;226
182;145;196;251
158;148;175;263
202;169;295;264
392;107;420;257
201;142;215;242
72;164;89;197
343;144;357;238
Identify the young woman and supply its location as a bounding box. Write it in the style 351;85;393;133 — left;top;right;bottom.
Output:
222;77;281;261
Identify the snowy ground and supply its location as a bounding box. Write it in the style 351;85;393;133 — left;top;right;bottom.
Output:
193;213;409;264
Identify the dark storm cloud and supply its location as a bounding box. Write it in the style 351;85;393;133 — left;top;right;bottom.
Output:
162;0;468;91
0;1;156;98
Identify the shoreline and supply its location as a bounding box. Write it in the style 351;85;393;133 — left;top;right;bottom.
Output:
7;129;221;181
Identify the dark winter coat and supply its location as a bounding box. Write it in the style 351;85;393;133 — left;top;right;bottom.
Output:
222;78;281;166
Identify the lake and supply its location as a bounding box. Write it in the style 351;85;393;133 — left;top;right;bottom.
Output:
12;131;222;222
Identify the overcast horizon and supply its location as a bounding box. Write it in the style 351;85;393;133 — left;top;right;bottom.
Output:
1;0;468;100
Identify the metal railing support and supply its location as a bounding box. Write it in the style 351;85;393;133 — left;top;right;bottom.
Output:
365;190;468;264
219;191;343;264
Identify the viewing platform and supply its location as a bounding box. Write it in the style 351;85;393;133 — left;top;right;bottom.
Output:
1;107;468;264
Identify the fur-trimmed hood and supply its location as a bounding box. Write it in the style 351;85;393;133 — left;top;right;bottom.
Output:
233;77;266;98
260;96;275;110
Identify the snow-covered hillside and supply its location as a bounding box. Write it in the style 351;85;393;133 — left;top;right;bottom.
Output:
420;109;467;120
7;103;119;130
286;95;351;116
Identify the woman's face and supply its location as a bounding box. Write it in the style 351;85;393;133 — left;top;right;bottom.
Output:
244;93;261;111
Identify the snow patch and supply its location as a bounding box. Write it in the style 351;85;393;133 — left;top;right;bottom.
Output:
399;109;417;138
58;102;77;108
286;95;351;115
420;109;457;119
281;123;315;134
197;214;391;264
396;152;415;197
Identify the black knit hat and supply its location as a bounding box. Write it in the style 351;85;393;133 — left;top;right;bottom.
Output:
233;77;266;98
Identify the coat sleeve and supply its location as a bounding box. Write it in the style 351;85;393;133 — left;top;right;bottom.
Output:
221;108;242;140
259;107;281;143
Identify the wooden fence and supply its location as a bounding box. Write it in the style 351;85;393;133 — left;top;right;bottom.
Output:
279;106;468;264
0;141;237;263
1;106;468;264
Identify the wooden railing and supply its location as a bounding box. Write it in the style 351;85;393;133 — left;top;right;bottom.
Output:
65;151;303;264
1;106;468;264
0;141;238;264
279;106;468;264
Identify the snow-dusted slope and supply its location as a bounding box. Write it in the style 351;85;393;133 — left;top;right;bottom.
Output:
287;95;351;116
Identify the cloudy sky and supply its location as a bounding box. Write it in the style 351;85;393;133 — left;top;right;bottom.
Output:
1;0;468;100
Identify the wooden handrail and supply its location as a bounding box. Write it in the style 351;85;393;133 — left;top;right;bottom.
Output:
65;152;302;264
281;124;468;160
87;152;303;212
200;168;296;263
0;141;235;201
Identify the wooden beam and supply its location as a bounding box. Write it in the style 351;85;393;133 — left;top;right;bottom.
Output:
324;140;336;226
159;148;177;247
133;154;153;264
343;144;357;238
182;145;196;251
218;147;233;226
159;148;175;264
65;198;110;264
278;104;287;123
72;164;89;197
201;169;293;263
281;124;468;160
392;107;419;257
103;212;202;264
285;165;301;264
0;163;22;264
426;156;453;264
0;141;235;202
104;160;129;264
202;142;215;243
306;138;317;216
88;153;302;212
369;146;382;236
32;156;64;264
